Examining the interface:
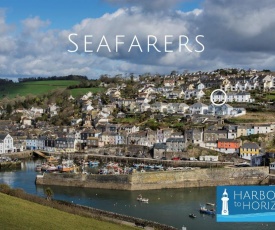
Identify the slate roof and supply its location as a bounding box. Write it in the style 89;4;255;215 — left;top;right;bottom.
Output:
241;142;260;149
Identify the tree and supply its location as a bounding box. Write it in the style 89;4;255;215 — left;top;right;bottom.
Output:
44;187;54;201
6;104;12;114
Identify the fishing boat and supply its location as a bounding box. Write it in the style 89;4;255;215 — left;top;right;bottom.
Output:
41;163;48;171
89;160;99;166
35;164;42;172
189;213;196;218
47;165;58;171
199;206;215;215
59;159;74;172
137;194;149;203
59;164;74;172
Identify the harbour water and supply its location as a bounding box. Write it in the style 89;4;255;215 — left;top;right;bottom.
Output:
0;159;274;230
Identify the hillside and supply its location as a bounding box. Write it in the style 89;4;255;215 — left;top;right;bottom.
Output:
0;80;104;98
0;192;135;230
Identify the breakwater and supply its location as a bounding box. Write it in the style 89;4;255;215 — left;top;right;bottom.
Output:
36;167;269;190
2;151;33;159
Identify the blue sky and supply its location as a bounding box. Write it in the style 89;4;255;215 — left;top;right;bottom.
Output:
1;0;203;29
0;0;274;78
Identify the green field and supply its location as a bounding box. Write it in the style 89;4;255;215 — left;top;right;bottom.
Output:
0;192;135;230
0;80;80;98
0;80;104;98
266;92;275;100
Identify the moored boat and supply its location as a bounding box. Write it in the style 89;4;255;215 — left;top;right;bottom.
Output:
35;164;42;172
137;194;149;203
199;206;215;215
206;202;215;206
153;164;163;170
89;160;99;166
47;165;57;171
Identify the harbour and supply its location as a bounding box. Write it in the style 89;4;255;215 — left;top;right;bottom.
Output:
0;159;275;229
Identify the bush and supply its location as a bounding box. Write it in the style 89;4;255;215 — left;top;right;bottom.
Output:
0;184;11;193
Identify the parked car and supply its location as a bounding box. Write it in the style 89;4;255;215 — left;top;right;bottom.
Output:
132;155;138;158
172;157;180;161
189;157;198;161
181;157;189;161
161;157;167;160
103;152;109;155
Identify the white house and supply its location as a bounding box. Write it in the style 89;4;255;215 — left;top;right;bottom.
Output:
195;82;205;90
227;92;254;103
82;104;94;112
254;124;271;134
178;103;189;113
0;134;14;154
189;103;208;114
26;139;38;150
30;107;44;115
213;91;253;103
199;155;218;161
208;104;234;116
139;103;151;112
81;92;93;100
185;90;205;100
151;102;168;113
48;103;59;116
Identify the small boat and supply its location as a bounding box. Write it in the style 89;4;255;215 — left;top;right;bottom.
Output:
89;161;99;166
200;206;215;215
189;213;196;218
47;165;57;171
99;168;108;174
59;165;74;172
144;165;154;170
137;195;149;203
153;164;163;170
206;203;215;206
35;164;42;172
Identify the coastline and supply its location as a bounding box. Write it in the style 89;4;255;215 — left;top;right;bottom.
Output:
0;186;177;230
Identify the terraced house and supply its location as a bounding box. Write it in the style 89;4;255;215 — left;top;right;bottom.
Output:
240;142;260;160
0;134;14;154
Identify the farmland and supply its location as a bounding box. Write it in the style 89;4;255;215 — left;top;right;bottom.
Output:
0;80;104;98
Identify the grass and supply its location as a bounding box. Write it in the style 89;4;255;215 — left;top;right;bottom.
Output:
0;80;104;98
0;80;80;98
0;192;135;230
227;112;275;124
266;92;275;100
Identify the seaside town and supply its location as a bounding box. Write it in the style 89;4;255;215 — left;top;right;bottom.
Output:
0;68;275;168
1;68;275;229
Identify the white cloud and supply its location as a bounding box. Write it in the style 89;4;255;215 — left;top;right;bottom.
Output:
1;0;275;79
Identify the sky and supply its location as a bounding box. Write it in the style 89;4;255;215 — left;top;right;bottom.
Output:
0;0;274;79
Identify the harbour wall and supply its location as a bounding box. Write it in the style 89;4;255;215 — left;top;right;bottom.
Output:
2;151;33;159
36;167;269;190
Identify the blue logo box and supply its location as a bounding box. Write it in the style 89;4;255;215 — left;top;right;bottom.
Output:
216;186;275;222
